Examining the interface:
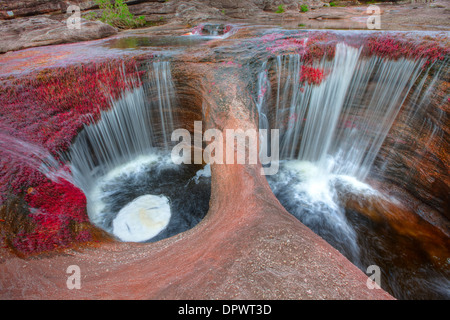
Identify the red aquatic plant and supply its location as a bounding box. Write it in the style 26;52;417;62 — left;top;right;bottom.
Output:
0;58;144;154
266;37;307;55
364;34;449;68
301;32;337;65
260;31;337;66
191;24;204;35
223;24;233;34
259;31;449;70
299;65;324;85
11;176;88;254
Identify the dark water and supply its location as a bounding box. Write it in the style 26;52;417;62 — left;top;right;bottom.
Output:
103;35;217;50
345;207;450;300
93;156;211;243
267;161;450;299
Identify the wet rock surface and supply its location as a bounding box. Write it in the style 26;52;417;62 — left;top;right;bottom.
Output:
372;63;450;234
0;17;117;53
0;0;449;53
0;0;449;301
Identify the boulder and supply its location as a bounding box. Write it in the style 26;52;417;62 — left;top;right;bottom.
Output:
175;1;224;23
0;0;66;19
0;0;164;19
0;17;117;53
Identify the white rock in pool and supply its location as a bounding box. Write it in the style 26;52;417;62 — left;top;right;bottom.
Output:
112;194;171;242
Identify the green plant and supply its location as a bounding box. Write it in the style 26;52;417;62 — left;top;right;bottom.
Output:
221;9;226;15
329;1;337;6
300;4;309;12
275;4;285;13
84;11;99;21
94;0;146;29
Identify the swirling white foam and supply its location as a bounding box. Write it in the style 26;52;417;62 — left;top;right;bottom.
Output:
87;154;176;237
112;194;171;242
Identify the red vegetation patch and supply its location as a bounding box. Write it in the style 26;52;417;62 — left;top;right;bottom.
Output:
301;32;338;65
259;31;449;71
363;34;449;68
191;24;204;35
12;177;89;254
258;32;334;86
299;65;324;85
266;37;307;55
261;31;337;65
0;59;143;155
223;24;233;34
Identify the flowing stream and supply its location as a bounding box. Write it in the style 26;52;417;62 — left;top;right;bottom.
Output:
256;42;449;299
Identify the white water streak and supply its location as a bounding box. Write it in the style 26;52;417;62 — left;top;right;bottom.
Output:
267;43;425;181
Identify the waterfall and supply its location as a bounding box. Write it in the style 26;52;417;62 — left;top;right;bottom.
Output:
259;42;430;266
67;61;184;240
279;44;362;169
330;56;424;180
147;61;176;150
69;61;177;193
267;43;425;181
256;61;271;164
376;57;448;180
0;126;73;185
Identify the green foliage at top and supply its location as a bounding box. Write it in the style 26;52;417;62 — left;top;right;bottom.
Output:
300;4;309;12
94;0;146;29
275;4;285;13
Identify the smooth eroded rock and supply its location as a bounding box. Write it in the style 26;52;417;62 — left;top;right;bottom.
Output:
0;17;117;53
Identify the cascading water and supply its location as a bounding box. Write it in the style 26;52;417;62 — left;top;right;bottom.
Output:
375;57;449;184
330;56;425;179
69;61;176;181
259;43;365;263
256;41;449;298
271;43;425;179
277;43;362;165
68;61;210;242
0;126;73;186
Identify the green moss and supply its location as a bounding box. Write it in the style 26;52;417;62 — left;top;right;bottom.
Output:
94;0;146;29
275;4;285;13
